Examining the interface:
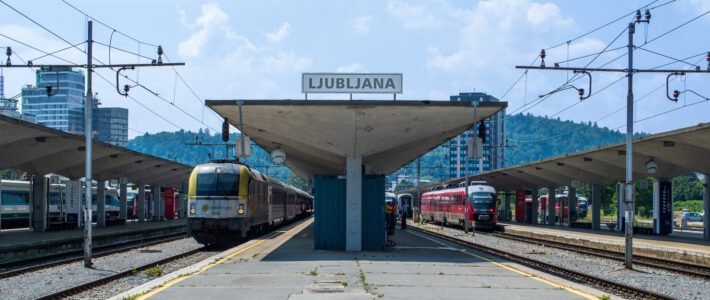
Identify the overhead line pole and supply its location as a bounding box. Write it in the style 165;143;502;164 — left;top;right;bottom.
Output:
516;10;710;269
83;20;93;268
4;21;186;268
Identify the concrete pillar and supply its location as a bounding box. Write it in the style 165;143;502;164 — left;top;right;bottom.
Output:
97;180;106;227
119;181;128;220
704;174;709;240
138;184;146;223
568;186;577;225
179;180;187;219
531;188;539;225
503;193;511;221
616;182;626;232
31;176;48;232
592;184;601;230
345;156;362;251
153;185;162;221
547;189;556;225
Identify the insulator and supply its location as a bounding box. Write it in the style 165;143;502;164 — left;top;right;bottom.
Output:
673;90;680;99
578;88;585;98
5;46;11;66
644;9;651;21
540;49;546;67
157;45;163;64
635;10;641;21
123;84;130;96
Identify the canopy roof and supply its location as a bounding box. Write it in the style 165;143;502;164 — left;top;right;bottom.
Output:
0;114;192;187
412;122;710;192
206;100;507;179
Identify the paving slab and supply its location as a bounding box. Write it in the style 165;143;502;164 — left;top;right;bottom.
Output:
140;219;603;300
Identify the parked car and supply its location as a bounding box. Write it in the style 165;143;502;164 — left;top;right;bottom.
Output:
681;212;704;222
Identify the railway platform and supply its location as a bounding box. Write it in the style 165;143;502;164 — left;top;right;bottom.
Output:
499;222;710;267
0;219;186;264
117;218;607;300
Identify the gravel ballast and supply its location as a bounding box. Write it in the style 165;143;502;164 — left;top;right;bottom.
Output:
415;223;710;300
0;238;205;300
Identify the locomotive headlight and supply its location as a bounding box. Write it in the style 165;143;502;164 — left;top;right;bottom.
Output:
190;204;196;215
238;204;245;215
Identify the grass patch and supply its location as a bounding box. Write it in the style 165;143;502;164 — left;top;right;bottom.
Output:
598;295;611;300
335;272;346;276
360;270;368;290
122;294;141;300
340;280;348;286
144;266;164;277
437;271;444;275
482;284;491;288
307;269;318;276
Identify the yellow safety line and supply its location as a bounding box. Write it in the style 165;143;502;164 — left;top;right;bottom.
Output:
409;229;598;300
136;220;305;300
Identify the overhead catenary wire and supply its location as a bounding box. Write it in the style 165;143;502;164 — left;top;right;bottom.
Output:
0;2;218;133
61;0;159;48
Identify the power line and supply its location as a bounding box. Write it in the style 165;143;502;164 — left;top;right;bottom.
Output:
61;0;159;47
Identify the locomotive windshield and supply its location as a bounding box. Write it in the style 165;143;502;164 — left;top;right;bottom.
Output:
471;191;494;209
196;173;239;196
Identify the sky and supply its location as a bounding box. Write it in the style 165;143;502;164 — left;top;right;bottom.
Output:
0;0;709;140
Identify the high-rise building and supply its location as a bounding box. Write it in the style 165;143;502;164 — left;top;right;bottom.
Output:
21;66;96;134
448;92;505;178
97;107;128;147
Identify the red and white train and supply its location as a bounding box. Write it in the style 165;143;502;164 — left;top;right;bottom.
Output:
420;183;498;230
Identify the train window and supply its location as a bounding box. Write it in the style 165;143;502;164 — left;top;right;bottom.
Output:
196;173;239;196
2;191;30;205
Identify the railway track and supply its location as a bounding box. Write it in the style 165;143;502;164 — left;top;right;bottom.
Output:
0;232;188;279
410;224;675;300
35;246;205;300
33;215;313;300
489;231;710;279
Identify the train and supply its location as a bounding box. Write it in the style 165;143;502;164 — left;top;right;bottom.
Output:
0;179;121;228
525;193;589;222
420;183;498;230
187;162;313;245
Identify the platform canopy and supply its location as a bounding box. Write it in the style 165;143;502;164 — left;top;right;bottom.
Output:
411;122;710;191
0;114;192;187
206;100;507;179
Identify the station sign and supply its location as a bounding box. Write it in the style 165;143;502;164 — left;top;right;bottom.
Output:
65;180;82;215
302;73;402;94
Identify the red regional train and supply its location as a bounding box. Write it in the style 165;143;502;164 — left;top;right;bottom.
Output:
421;183;498;230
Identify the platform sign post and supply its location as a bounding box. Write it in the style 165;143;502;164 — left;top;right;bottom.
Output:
65;181;82;226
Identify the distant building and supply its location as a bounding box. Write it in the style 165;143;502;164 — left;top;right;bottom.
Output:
97;107;128;147
21;66;97;134
448;92;505;178
0;71;35;122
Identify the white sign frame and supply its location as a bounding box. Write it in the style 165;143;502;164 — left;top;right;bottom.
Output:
302;73;403;94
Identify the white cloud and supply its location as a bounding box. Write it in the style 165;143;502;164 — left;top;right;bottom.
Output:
426;0;574;73
266;22;292;42
352;16;371;34
527;2;573;32
387;1;441;30
178;2;230;58
261;52;311;73
689;0;710;14
336;63;365;73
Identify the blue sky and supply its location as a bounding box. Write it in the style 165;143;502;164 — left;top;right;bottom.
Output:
1;0;709;139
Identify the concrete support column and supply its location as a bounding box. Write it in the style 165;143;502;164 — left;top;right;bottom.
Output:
31;175;48;232
96;180;106;227
592;184;602;230
119;181;127;220
502;193;510;221
547;189;556;225
137;184;146;223
568;186;577;225
153;185;162;221
345;156;362;251
704;175;709;240
531;188;539;225
179;181;187;219
617;182;626;232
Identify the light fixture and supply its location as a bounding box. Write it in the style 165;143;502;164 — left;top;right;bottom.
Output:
644;158;658;176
